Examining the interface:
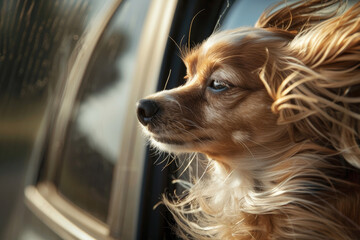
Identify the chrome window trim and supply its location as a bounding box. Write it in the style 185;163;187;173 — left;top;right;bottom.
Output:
24;0;178;239
25;186;99;240
25;184;113;240
107;0;178;238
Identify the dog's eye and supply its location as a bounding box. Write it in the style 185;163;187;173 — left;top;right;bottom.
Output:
208;79;229;92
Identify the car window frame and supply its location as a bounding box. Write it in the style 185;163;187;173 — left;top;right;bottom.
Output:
23;0;177;239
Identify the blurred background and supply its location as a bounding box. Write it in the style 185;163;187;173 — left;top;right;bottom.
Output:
0;0;89;234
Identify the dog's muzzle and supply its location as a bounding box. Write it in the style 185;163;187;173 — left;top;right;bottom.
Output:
136;99;159;126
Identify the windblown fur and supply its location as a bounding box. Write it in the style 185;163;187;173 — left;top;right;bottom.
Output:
137;0;360;239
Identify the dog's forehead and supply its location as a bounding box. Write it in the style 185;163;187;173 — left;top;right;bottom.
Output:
183;43;231;75
184;28;260;69
201;28;253;54
183;31;250;79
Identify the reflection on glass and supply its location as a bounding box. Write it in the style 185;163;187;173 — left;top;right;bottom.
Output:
0;0;89;237
56;0;151;222
57;30;125;221
0;0;88;99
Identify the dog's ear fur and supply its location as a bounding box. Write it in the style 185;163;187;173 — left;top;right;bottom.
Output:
255;0;342;36
268;2;360;168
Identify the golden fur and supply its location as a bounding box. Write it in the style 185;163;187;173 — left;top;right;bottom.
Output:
137;0;360;239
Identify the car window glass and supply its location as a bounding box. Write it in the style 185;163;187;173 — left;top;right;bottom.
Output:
54;0;151;222
221;0;278;29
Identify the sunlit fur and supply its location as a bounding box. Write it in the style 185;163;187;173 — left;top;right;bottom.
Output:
138;0;360;239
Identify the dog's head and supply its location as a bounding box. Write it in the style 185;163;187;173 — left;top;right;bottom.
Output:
136;28;291;160
137;0;360;169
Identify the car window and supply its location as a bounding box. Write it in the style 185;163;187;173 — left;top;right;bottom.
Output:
50;0;151;222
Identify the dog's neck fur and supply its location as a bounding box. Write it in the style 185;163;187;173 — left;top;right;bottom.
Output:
194;141;360;239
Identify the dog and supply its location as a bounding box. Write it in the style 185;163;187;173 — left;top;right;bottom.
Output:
136;0;360;239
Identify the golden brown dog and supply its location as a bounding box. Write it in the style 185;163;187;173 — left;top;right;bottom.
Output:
137;0;360;239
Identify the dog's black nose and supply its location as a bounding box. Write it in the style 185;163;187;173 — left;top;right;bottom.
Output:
137;99;159;126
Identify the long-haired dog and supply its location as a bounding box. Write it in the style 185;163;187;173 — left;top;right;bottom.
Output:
136;0;360;239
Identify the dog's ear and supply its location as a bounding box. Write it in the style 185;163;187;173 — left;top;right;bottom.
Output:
255;0;342;36
271;2;360;168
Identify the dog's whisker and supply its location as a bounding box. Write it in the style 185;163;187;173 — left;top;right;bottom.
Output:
163;69;172;90
162;154;177;171
188;9;205;51
186;152;199;177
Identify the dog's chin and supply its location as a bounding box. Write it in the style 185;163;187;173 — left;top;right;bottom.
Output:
149;136;195;153
142;126;215;153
